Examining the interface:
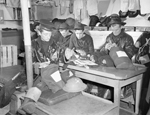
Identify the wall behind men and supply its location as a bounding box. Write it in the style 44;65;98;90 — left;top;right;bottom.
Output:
52;0;110;19
0;4;22;30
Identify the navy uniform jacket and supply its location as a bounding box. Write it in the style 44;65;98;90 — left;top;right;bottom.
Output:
32;36;59;63
32;32;72;63
69;33;94;55
100;29;138;59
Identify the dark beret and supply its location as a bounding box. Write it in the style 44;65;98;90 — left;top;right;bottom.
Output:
59;23;69;29
65;18;75;29
40;19;55;31
74;21;85;30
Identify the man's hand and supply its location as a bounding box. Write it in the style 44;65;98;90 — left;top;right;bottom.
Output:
75;49;86;56
139;55;150;64
89;55;95;62
19;52;25;57
33;63;40;74
65;48;74;60
38;59;50;68
51;51;58;61
39;62;50;68
135;41;141;48
105;43;117;50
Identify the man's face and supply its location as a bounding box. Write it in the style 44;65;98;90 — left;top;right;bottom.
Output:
75;30;83;39
41;29;52;42
110;23;121;36
59;29;68;37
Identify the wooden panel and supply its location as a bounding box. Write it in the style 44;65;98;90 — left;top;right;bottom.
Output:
93;27;107;31
0;45;17;67
123;26;135;31
1;30;24;54
88;31;142;49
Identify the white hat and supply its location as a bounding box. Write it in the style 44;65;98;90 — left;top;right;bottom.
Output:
81;17;90;26
25;87;42;102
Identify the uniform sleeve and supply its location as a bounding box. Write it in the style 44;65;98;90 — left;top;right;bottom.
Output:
31;40;44;63
31;40;38;63
69;34;75;49
135;31;148;47
124;36;138;59
99;35;110;53
87;35;95;55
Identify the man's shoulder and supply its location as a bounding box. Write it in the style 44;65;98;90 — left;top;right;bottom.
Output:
84;33;93;39
32;38;38;44
123;32;133;38
120;32;135;44
107;32;113;38
70;33;76;40
31;37;40;48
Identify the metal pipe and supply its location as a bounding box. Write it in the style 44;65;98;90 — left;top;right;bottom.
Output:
20;0;33;88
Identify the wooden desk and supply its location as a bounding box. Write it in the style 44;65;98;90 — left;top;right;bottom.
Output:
59;63;146;114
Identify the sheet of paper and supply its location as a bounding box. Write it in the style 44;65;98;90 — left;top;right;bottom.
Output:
116;51;128;57
79;60;98;65
69;71;73;77
51;71;62;82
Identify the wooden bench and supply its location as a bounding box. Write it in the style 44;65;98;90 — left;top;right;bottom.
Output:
87;31;142;50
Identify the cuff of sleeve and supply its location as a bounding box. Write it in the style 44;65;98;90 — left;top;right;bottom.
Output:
64;55;70;63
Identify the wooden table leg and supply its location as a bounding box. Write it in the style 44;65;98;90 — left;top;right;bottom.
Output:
135;78;142;114
113;81;120;115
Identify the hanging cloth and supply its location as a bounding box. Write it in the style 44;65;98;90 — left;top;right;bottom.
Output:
73;0;84;20
121;0;140;12
60;0;67;15
6;0;20;8
54;0;59;7
128;0;140;11
53;0;60;18
81;0;87;20
106;0;121;16
120;0;129;12
87;0;98;16
140;0;150;14
80;0;90;25
69;0;74;13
